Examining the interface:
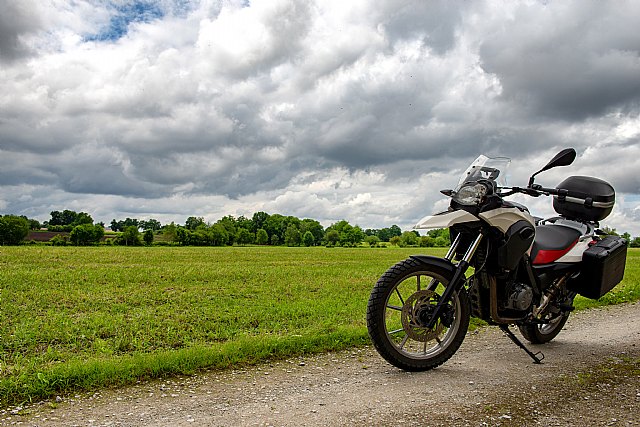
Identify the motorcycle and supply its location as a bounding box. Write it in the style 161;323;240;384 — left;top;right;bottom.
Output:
366;148;628;370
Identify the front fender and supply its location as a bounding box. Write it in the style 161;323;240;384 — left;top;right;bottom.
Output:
409;255;456;276
414;210;480;230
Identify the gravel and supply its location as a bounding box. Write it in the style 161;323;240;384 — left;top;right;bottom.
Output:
3;301;639;427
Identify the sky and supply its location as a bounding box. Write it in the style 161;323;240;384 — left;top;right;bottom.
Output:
1;0;639;236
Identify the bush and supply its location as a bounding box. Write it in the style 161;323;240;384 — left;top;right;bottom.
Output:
143;229;154;246
50;235;68;246
117;226;142;246
365;235;380;247
255;229;269;245
0;215;30;245
302;231;315;247
70;224;105;246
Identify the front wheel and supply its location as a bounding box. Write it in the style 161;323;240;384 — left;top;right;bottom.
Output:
366;257;470;371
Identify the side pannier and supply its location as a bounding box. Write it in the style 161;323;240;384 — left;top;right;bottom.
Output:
568;235;627;299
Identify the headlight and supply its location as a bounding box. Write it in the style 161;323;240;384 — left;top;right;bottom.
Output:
453;183;488;206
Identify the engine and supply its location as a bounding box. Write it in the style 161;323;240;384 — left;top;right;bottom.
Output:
504;282;533;311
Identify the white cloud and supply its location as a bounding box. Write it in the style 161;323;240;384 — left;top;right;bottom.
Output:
1;0;639;236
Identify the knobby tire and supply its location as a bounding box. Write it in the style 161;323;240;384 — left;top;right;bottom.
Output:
366;257;470;371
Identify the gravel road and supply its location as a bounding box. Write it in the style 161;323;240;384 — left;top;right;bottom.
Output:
5;301;640;427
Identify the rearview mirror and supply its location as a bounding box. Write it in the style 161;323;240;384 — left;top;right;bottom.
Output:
540;148;576;172
528;148;576;187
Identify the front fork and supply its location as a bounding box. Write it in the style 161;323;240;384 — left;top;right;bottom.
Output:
424;232;483;329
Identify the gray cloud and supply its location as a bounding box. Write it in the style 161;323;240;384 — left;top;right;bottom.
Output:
479;2;640;121
0;1;41;62
382;1;464;55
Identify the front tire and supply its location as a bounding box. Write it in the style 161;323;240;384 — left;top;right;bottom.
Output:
366;257;470;371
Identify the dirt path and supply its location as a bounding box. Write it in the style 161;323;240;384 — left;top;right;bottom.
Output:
5;302;640;427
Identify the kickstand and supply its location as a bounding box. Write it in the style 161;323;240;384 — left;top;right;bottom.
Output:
499;325;545;364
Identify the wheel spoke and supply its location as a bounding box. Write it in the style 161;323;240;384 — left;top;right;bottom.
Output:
369;261;470;369
399;335;409;350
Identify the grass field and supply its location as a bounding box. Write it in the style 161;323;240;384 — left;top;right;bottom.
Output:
0;246;638;406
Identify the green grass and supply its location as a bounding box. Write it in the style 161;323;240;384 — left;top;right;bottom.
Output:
0;246;431;406
0;246;638;407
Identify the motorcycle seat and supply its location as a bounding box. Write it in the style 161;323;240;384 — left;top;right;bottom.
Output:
531;224;580;264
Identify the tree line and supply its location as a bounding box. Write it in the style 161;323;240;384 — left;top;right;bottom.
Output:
0;210;412;247
4;210;639;248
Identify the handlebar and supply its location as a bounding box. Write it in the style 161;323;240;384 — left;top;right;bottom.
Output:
498;186;545;197
500;185;596;208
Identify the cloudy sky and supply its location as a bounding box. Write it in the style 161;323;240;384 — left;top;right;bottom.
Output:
1;0;639;235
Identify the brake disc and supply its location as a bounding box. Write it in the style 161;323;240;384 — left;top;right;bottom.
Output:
401;289;445;342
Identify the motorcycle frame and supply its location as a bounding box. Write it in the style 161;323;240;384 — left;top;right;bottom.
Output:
417;220;577;328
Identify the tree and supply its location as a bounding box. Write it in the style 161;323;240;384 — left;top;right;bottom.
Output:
301;219;324;244
70;224;104;245
185;216;205;231
236;228;253;246
0;215;30;245
435;236;448;247
73;212;93;226
389;236;401;246
143;229;154;245
343;225;365;246
119;226;142;246
209;224;229;246
325;229;339;246
141;219;162;231
27;218;41;230
49;210;77;226
302;231;315;247
376;228;391;242
400;231;418;247
325;220;364;246
265;214;286;244
365;235;380;247
161;222;178;242
176;226;191;245
216;216;237;245
427;228;450;246
252;211;270;233
419;236;434;247
284;225;301;246
255;228;269;245
110;217;139;232
236;216;253;232
389;225;402;239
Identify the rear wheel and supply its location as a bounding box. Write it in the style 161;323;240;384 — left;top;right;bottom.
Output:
518;311;570;344
366;257;470;371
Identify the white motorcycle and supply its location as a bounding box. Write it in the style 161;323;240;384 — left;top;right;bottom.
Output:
367;148;628;370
